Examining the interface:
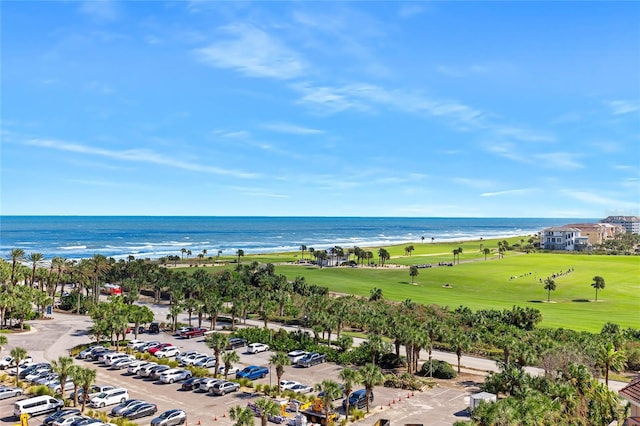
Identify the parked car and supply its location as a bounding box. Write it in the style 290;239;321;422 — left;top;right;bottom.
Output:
122;403;157;420
289;384;314;394
89;348;114;361
127;361;151;375
198;378;223;392
210;381;240;396
280;380;299;390
226;338;247;350
49;378;75;393
247;343;269;354
105;354;134;367
148;343;173;355
342;389;374;410
89;388;129;408
287;350;308;364
150;409;187;426
110;357;136;370
296;352;326;368
0;386;24;399
176;326;192;335
52;415;88;426
0;355;34;369
138;341;161;353
176;350;198;363
194;356;216;368
149;365;171;381
67;417;95;426
35;373;59;386
17;363;50;378
155;346;180;359
110;399;145;417
159;369;192;384
77;346;104;360
217;365;240;376
126;340;145;349
180;377;205;391
44;409;81;426
148;323;160;334
137;363;159;377
236;365;268;380
181;327;207;339
71;385;116;403
180;353;207;366
24;368;51;382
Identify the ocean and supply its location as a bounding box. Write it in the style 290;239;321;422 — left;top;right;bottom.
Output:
0;216;591;261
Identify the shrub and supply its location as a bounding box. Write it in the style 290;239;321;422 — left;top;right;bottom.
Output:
379;353;406;369
420;360;457;379
29;385;54;396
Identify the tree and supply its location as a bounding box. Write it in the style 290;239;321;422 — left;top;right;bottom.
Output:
300;244;307;261
27;252;44;290
229;405;254;426
0;335;7;352
452;248;459;263
222;350;240;380
378;248;390;267
359;363;384;413
254;397;280;426
421;236;425;244
409;266;419;284
483;248;491;261
404;245;414;256
449;330;471;373
51;355;74;398
236;249;244;265
544;278;556;302
78;366;97;412
270;351;291;393
369;288;383;301
339;368;362;422
10;248;25;286
315;380;342;419
128;305;154;339
205;333;229;377
592;276;605;302
180;248;187;260
596;342;626;387
10;346;27;385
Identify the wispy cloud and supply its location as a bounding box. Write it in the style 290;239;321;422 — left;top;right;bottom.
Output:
437;64;489;78
194;23;306;80
230;186;289;198
481;188;535;197
605;99;639;115
262;122;323;135
26;138;258;179
398;4;426;19
453;177;495;189
534;152;584;169
79;1;118;21
564;190;639;209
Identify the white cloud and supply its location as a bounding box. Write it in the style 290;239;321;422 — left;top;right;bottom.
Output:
534;152;584;169
564;191;639;210
262;122;323;135
26;138;258;179
398;4;425;19
79;1;118;21
481;188;535;197
194;24;306;80
453;177;495;190
605;99;640;115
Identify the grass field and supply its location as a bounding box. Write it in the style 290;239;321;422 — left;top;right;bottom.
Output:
192;237;639;332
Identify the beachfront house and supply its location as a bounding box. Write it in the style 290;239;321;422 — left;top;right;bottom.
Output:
540;226;583;251
619;375;640;425
564;223;625;247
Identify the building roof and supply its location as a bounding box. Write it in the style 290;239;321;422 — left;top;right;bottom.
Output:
601;216;640;223
619;375;640;406
542;226;581;232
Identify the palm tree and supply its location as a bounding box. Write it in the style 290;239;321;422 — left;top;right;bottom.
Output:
339;368;361;422
229;405;255;426
592;276;605;302
10;248;25;286
51;356;75;398
452;248;459;263
205;333;229;377
409;266;419;284
483;247;491;260
236;249;244;265
10;346;27;385
254;397;280;426
315;380;342;420
28;252;44;290
221;351;240;379
270;352;291;393
359;363;384;413
300;244;307;261
377;248;390;267
597;342;626;387
68;365;82;407
78;367;97;412
431;237;435;243
180;248;187;260
449;331;471;373
544;278;556;302
421;236;425;244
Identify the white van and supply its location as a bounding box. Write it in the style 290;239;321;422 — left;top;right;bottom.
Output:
88;388;129;408
13;395;64;418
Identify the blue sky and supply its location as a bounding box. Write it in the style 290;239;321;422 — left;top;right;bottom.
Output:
2;1;639;217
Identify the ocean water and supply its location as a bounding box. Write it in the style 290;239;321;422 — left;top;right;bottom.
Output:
0;216;590;261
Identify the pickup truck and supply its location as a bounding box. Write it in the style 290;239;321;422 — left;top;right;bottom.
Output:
296;352;326;368
236;365;269;380
181;327;208;339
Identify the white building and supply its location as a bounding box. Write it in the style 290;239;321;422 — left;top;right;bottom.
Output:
540;226;583;251
600;216;640;234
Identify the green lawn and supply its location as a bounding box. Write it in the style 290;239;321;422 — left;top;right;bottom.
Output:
191;238;639;332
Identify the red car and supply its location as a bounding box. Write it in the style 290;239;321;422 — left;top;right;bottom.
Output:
148;343;173;355
181;327;208;339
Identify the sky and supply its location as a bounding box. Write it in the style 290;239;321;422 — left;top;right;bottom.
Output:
2;1;639;218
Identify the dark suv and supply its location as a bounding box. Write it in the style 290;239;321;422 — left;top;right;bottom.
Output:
225;338;247;350
149;323;160;334
342;389;374;410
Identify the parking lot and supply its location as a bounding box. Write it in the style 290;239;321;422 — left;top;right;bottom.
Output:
0;308;472;426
